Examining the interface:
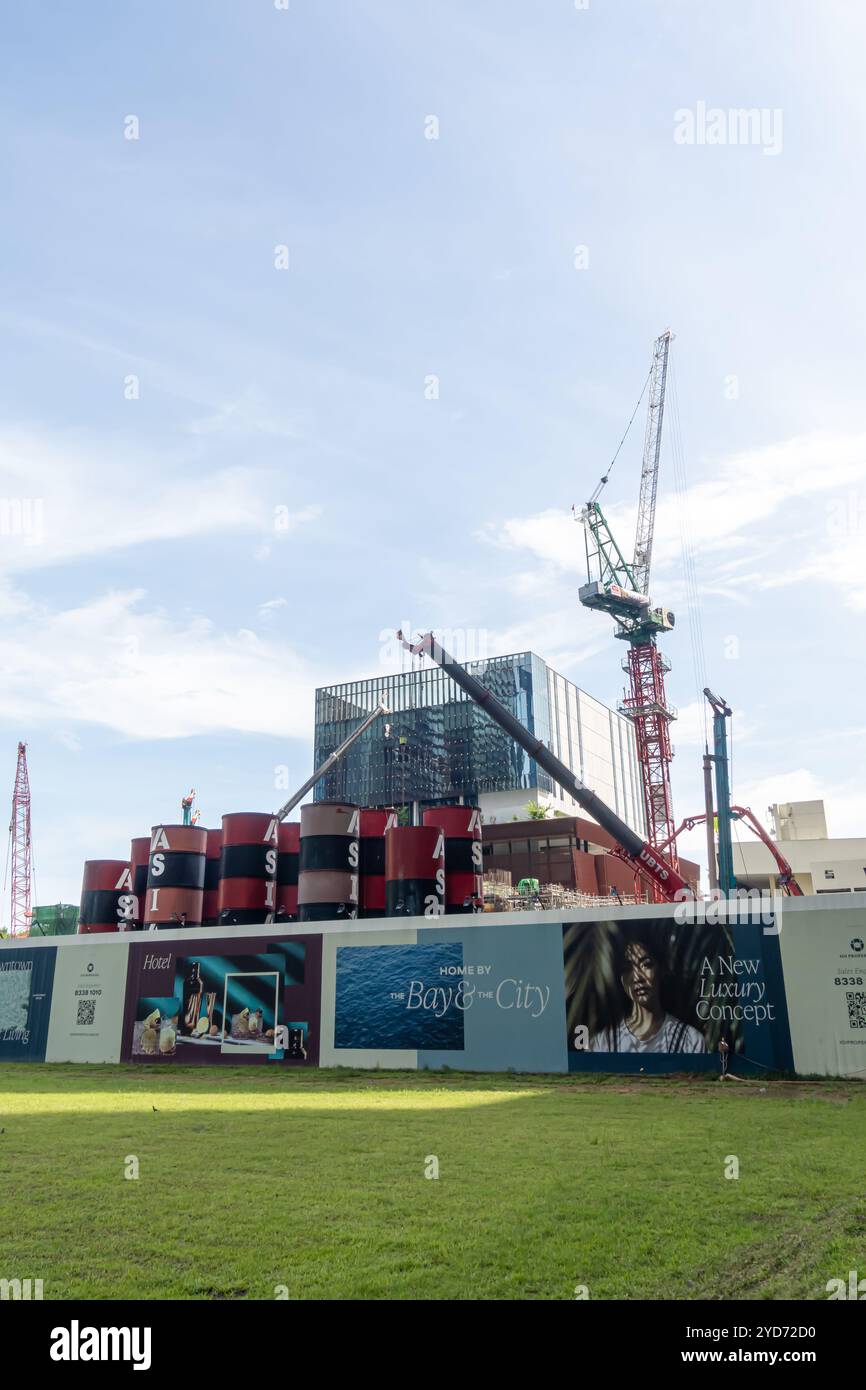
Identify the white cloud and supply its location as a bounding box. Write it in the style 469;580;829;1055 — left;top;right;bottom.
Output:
258;596;288;619
485;431;866;611
52;731;82;753
0;425;321;573
0;587;317;741
184;388;307;441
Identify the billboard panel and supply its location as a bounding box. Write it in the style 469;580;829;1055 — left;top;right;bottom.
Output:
0;948;56;1062
319;926;419;1069
120;935;321;1066
46;943;129;1063
564;912;793;1074
417;921;567;1072
779;905;866;1076
325;921;568;1073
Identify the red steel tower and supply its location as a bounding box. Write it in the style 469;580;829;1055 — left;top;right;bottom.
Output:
10;742;32;937
579;331;679;879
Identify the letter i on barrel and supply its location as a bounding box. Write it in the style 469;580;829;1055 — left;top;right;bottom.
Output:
218;813;279;926
144;824;207;930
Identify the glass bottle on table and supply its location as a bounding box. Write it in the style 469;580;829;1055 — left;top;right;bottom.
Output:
181;961;203;1036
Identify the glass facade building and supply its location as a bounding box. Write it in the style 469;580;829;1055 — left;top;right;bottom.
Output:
313;652;646;835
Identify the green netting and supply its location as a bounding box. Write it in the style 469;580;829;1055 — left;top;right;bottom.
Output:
29;904;79;936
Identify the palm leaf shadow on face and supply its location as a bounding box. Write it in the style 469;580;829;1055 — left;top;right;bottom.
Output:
563;918;742;1051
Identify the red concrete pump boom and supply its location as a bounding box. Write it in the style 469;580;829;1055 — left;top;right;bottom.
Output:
397;631;692;901
658;806;804;897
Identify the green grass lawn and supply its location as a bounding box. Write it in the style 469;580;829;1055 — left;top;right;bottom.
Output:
0;1065;863;1300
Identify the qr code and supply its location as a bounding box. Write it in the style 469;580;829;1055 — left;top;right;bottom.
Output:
76;999;96;1027
846;992;866;1029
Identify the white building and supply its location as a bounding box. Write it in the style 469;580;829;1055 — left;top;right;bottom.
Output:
732;800;866;896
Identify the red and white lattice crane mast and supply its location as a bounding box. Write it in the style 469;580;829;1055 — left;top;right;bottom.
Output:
578;330;679;879
10;742;32;937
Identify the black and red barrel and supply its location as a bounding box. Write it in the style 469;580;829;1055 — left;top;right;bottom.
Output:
78;859;133;934
144;824;207;930
277;821;300;923
218;813;278;925
385;825;445;918
359;808;388;919
297;801;359;922
130;836;151;928
423;805;483;914
203;827;222;926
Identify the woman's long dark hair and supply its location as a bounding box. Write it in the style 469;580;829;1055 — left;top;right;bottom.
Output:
563;918;741;1052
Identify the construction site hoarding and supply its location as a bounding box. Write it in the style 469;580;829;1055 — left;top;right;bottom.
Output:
0;897;860;1076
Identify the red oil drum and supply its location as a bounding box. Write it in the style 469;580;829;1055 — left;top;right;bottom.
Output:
359;808;388;919
385;824;445;918
277;821;300;923
218;812;278;925
78;859;133;934
129;837;151;929
423;805;483;914
203;827;222;926
297;802;359;922
144;824;207;929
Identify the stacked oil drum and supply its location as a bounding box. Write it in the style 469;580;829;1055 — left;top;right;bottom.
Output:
144;824;207;929
77;801;484;932
78;859;134;934
218;813;278;925
202;827;222;926
277;821;300;923
297;801;359;921
423;806;483;913
359;808;389;918
129;836;151;929
385;823;445;917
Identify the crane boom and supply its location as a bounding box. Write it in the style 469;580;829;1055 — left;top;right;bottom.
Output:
632;329;673;595
397;631;692;901
274;699;389;822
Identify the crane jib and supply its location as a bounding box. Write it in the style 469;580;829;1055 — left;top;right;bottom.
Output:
403;631;690;899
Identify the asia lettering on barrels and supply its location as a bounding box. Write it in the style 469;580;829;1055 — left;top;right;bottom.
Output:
385;822;445;918
79;859;134;934
297;802;359;922
276;821;300;924
422;805;483;914
129;837;151;929
359;808;388;919
144;824;207;930
203;827;222;926
218;813;278;925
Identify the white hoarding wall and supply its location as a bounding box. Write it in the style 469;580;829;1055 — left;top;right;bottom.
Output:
45;941;129;1063
778;904;866;1076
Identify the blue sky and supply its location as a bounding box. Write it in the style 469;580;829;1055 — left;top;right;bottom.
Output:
2;0;865;911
